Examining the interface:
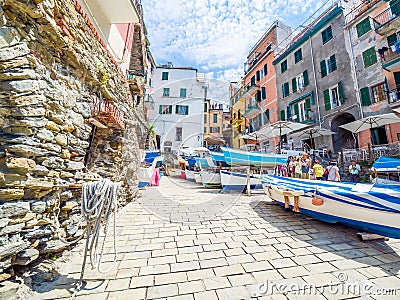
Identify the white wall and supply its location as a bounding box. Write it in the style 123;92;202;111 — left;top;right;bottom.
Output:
149;67;205;153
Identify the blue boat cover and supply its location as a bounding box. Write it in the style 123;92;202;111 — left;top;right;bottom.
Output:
143;151;159;164
372;156;400;173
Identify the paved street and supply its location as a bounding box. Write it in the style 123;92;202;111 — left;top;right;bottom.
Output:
28;177;400;299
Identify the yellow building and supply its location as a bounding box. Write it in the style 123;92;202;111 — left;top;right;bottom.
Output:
204;100;231;146
230;82;247;149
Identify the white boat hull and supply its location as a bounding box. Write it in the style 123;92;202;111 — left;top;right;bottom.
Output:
194;172;202;183
200;170;221;188
185;170;196;181
262;175;400;239
220;170;263;191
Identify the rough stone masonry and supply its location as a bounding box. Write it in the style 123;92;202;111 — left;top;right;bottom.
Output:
0;0;148;280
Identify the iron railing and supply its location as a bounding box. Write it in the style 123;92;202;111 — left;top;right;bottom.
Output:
344;0;381;25
340;142;400;163
388;87;400;105
373;1;400;29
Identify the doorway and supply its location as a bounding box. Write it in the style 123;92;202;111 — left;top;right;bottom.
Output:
371;126;388;145
331;113;357;152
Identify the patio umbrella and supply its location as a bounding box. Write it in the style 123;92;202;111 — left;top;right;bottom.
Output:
339;113;400;145
290;126;336;149
239;134;258;140
256;121;310;153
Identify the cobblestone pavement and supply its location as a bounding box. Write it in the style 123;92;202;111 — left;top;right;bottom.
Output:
27;177;400;300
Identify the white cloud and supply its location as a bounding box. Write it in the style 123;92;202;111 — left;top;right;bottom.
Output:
142;0;330;102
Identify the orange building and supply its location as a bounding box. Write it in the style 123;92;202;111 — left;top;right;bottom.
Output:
241;21;293;152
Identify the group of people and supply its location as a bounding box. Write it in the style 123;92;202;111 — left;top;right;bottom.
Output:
277;152;361;182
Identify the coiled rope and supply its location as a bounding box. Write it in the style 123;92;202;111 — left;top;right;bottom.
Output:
70;179;120;299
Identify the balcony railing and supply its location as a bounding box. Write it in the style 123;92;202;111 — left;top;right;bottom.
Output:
241;83;260;99
344;0;381;25
92;96;125;129
382;47;400;70
243;102;261;118
373;2;400;29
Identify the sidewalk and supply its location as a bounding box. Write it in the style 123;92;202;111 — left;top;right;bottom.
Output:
27;177;400;299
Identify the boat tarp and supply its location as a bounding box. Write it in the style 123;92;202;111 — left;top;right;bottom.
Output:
372;156;400;173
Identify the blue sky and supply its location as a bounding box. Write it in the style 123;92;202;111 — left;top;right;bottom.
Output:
142;0;330;101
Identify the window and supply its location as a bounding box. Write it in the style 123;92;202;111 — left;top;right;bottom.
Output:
162;72;169;80
255;90;262;102
180;88;187;98
250;75;256;85
204;114;207;123
281;60;288;74
362;47;377;68
356;18;371;38
387;33;398;47
261;87;266;100
360;87;371;106
320;55;337;78
264;109;270;123
292;70;309;92
159;105;172;114
290;97;311;122
209;127;221;133
371;82;389;104
204;102;208;112
163;88;170;97
256;70;261;81
322;26;333;44
282;82;290;98
176;105;189;115
280;110;286;121
294;49;303;64
176;127;182;141
323;82;344;111
263;63;268;76
213;113;218;123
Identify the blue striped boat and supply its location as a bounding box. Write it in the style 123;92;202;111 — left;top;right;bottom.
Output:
262;175;400;239
220;170;263;191
221;147;287;167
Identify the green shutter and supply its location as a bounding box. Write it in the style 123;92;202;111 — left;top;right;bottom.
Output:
292;78;297;93
261;87;266;99
360;87;371;106
305;98;311;111
280;110;285;121
320;60;327;77
204;102;208;112
294;103;299;117
159;105;162;114
185;106;189;115
303;70;309;86
324;89;331;111
286;106;291;120
330;55;337;72
356;18;371;38
169;105;172;114
363;47;377;68
175;105;179;114
338;81;344;105
265;109;270;121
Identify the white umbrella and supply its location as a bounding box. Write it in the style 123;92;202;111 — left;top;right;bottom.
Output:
290;126;335;150
194;147;210;153
339;113;400;145
239;134;258;140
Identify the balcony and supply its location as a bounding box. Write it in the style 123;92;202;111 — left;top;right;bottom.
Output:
91;96;125;129
145;95;155;110
127;71;146;96
382;48;400;71
373;2;400;35
243;103;261;119
388;87;400;108
344;0;381;25
241;83;260;99
82;0;140;24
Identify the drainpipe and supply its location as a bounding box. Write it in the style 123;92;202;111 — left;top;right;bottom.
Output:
347;27;364;119
309;36;322;128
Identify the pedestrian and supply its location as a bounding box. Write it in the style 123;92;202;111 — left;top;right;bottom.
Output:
327;160;341;182
348;160;361;182
313;160;324;180
286;156;293;177
288;156;296;177
294;156;302;178
300;152;311;179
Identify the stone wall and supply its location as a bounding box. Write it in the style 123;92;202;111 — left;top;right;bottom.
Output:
0;0;146;278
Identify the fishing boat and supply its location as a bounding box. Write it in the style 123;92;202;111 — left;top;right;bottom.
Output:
262;175;400;239
220;170;263;191
371;156;400;184
185;169;196;182
143;150;160;165
138;156;163;188
200;169;221;188
221;147;287;167
194;172;202;183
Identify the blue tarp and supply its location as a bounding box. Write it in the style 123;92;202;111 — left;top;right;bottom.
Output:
373;156;400;173
143;151;160;165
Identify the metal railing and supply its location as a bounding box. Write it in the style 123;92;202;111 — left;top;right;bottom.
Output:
340;142;400;163
344;0;381;25
388;87;400;105
382;47;400;64
373;2;400;29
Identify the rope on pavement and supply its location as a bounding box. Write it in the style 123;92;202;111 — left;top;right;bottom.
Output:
70;179;120;299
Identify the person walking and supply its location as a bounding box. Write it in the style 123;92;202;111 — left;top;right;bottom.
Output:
294;156;302;178
313;160;324;180
327;160;341;182
300;152;311;179
348;160;361;182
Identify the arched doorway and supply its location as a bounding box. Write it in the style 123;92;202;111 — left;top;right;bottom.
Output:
331;113;358;153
